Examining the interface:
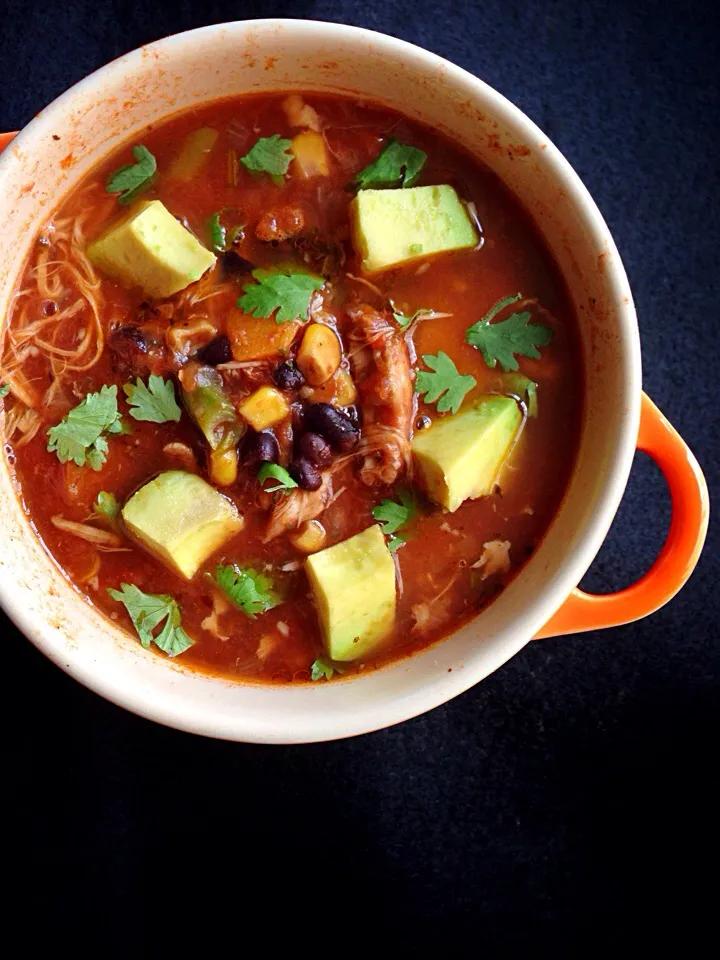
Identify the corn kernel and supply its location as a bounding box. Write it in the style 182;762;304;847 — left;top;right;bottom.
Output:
297;323;341;386
289;519;327;554
210;448;238;486
291;130;329;178
334;368;357;406
238;386;290;431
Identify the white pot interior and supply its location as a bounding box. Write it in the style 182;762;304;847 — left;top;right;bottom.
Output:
0;21;639;742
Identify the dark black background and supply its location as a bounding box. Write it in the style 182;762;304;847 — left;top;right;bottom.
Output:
2;0;718;952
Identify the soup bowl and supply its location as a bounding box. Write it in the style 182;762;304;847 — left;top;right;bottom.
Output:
0;20;708;742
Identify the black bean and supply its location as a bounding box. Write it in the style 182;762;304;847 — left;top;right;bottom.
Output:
343;404;361;428
198;335;232;366
109;325;148;356
296;431;332;468
274;360;305;391
242;430;280;465
416;415;432;431
305;402;360;453
290;457;322;491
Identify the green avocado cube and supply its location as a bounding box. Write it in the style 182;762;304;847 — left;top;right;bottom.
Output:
87;200;216;299
411;395;523;512
122;470;243;580
350;184;478;273
305;525;396;661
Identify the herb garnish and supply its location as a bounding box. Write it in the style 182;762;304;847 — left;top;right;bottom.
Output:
466;293;553;371
310;656;346;681
238;268;324;324
0;383;10;398
209;564;279;619
124;375;182;424
107;583;194;657
258;463;299;493
354;138;427;190
414;351;476;414
240;135;294;183
94;491;121;525
372;490;417;552
106;145;157;205
47;385;124;470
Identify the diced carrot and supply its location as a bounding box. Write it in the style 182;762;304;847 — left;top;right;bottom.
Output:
227;310;301;361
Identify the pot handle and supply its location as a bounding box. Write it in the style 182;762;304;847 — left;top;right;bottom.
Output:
536;392;708;638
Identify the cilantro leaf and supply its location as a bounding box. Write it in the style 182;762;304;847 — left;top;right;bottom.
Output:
372;490;416;536
47;385;123;470
258;462;298;494
393;309;418;330
94;490;120;525
240;135;294;181
414;352;476;414
106;145;157;205
107;583;194;657
466;294;553;371
310;656;346;681
0;383;10;398
209;212;226;253
209;563;279;619
386;536;406;553
124;375;182;423
238;268;324;324
354;138;427;190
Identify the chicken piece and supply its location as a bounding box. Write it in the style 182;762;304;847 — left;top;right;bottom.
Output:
264;472;333;542
347;303;413;486
255;207;305;243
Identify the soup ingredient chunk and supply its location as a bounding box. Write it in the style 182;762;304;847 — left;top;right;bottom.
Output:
181;365;245;486
292;131;329;178
108;583;193;656
411;396;523;512
305;525;396;661
296;324;342;385
87;200;216;299
168;128;218;182
122;470;243;580
238;386;290;431
351;185;477;273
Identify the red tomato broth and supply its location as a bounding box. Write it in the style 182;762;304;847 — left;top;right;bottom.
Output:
2;93;583;683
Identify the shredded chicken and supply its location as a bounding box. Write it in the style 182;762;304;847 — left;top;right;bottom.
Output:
256;633;280;661
162;442;197;470
282;94;322;131
348;304;413;486
51;515;126;549
255;207;305;243
201;590;231;641
264;472;333;542
166;318;218;360
471;540;512;579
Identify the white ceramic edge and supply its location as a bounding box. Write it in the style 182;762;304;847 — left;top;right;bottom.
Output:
0;20;640;742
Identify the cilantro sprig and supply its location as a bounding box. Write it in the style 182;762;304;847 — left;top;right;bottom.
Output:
240;135;294;183
238;268;324;324
258;463;298;494
209;563;279;619
47;385;124;470
310;656;346;682
466;293;554;371
414;352;476;414
354;138;427;190
372;490;417;552
124;375;182;424
106;145;157;205
108;583;194;657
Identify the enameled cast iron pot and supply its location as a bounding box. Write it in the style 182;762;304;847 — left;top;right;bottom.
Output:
0;21;709;742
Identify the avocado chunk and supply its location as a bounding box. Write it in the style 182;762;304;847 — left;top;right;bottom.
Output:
122;470;243;580
350;184;478;273
305;525;396;661
87;200;216;299
411;396;523;512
